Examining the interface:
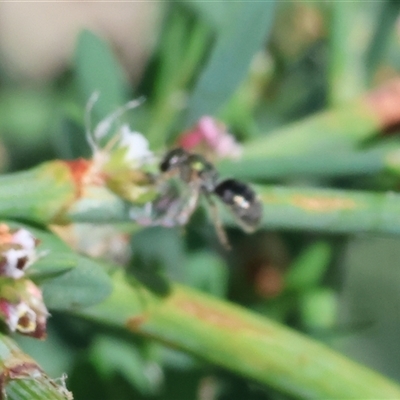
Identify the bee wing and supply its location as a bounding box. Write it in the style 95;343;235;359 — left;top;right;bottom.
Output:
213;179;263;233
174;180;201;225
133;178;201;227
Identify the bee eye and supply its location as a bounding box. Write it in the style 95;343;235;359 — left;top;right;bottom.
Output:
159;148;188;172
160;158;171;172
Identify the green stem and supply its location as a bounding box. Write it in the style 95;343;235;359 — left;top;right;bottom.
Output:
78;272;400;399
253;184;400;234
218;143;400;180
4;160;400;237
0;162;75;224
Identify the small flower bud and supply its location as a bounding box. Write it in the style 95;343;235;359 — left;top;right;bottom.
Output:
0;225;40;279
178;116;242;159
0;279;49;339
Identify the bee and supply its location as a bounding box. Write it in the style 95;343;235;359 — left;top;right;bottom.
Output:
153;148;262;247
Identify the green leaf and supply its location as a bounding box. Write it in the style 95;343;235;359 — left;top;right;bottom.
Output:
42;255;112;310
75;30;128;120
183;2;230;29
186;2;276;125
328;2;371;105
184;251;228;297
4;222;75;279
130;226;185;282
338;236;400;375
16;327;76;378
145;7;210;146
239;101;380;159
4;221;113;310
299;287;338;331
90;336;161;396
366;1;400;82
128;226;185;296
285;241;333;291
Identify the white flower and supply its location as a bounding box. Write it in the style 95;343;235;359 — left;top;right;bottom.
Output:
118;124;153;165
11;228;37;250
1;248;29;278
84;96;153;170
0;228;40;278
8;301;37;333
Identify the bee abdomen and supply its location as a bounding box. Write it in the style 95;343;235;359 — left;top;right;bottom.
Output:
214;179;262;232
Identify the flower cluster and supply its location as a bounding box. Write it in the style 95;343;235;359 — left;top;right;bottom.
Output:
0;224;49;339
84;95;157;204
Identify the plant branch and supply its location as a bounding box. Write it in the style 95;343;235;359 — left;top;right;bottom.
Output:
77;272;400;399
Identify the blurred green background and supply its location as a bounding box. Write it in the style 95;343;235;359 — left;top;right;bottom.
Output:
2;1;400;399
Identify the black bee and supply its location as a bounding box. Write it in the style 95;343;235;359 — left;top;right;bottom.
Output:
155;148;262;246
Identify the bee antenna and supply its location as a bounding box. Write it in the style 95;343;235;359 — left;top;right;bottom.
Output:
85;91;100;151
93;96;146;142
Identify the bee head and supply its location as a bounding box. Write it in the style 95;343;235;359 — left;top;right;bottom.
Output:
160;148;189;173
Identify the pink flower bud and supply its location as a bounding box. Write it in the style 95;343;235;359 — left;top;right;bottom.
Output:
178;116;242;159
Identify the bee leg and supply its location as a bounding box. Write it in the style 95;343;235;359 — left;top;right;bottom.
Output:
129;201;154;226
206;195;231;250
175;183;200;225
131;183;199;228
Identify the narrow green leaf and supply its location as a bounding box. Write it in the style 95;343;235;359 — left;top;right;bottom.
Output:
285;242;333;291
241;101;379;159
328;2;371;105
75;30;128;119
91;336;160;396
183;2;230;29
338;236;400;375
186;2;276;125
4;222;76;279
299;287;338;330
145;8;210;146
366;0;400;82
